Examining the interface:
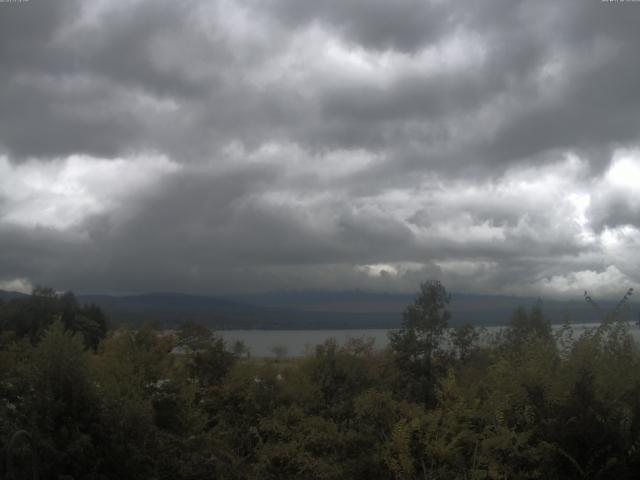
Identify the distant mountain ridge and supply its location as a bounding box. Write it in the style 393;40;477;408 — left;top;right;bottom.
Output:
1;289;637;329
0;289;28;300
230;290;639;327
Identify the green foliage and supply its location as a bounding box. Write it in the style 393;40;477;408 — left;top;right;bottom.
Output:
0;287;108;350
450;323;480;361
388;280;451;405
500;302;553;352
390;280;451;356
177;320;238;387
252;406;345;480
2;284;640;479
18;321;99;478
271;344;289;361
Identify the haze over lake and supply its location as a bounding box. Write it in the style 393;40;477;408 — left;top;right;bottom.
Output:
221;323;640;357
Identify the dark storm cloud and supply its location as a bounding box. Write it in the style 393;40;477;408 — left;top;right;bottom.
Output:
0;223;84;282
263;0;454;53
0;0;79;69
313;0;640;174
81;166;418;270
0;159;601;294
589;188;640;231
1;0;640;296
0;0;309;161
467;1;640;170
2;0;639;170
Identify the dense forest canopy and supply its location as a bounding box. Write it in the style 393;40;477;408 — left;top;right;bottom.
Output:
1;282;639;479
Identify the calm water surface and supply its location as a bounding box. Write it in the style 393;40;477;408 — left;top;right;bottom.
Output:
220;323;640;357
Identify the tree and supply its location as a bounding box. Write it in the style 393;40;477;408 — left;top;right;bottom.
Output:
74;303;109;350
450;323;479;361
177;321;236;387
502;302;552;352
30;321;99;478
271;345;288;362
0;287;59;343
0;288;108;349
176;320;215;352
388;280;451;406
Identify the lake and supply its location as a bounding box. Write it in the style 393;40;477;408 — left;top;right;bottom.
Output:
220;323;640;357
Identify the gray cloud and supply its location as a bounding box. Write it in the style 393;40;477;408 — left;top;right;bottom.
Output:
263;0;453;53
1;0;640;297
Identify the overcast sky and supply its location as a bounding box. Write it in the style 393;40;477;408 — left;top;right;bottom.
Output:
1;0;640;298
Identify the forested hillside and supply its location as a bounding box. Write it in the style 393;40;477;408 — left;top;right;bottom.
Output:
1;283;640;479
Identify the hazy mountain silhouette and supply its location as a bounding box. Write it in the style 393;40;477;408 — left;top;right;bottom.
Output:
0;289;28;301
2;289;636;329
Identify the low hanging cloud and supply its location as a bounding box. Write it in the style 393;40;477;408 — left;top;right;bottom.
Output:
1;0;640;298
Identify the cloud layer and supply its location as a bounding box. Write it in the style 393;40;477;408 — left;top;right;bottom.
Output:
1;0;640;298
